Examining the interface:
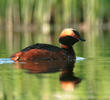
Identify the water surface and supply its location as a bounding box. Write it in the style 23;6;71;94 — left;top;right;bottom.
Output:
0;31;110;100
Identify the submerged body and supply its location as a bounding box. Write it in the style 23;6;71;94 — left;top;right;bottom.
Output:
11;28;85;62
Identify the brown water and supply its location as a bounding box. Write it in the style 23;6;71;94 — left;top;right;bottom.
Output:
0;30;110;100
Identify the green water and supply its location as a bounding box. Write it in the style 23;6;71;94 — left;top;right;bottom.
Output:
0;30;110;100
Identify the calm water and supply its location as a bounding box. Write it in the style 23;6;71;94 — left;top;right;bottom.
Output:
0;30;110;100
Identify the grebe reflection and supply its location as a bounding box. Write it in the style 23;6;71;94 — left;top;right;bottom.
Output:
15;60;81;91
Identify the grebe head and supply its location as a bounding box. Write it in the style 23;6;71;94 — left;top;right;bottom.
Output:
59;28;85;47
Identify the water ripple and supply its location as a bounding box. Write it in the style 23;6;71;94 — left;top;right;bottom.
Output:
0;57;85;64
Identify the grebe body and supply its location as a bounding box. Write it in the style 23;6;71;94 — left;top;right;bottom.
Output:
11;28;85;61
11;44;67;61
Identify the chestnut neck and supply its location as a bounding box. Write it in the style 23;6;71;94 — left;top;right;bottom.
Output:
60;44;76;59
60;44;69;49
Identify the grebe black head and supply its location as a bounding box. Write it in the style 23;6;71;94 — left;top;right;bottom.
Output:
59;28;85;47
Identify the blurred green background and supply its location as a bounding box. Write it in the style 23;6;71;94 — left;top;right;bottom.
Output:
0;0;110;100
0;0;109;56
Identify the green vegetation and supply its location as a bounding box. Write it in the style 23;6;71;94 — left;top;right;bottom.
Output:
0;0;109;29
0;0;109;54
